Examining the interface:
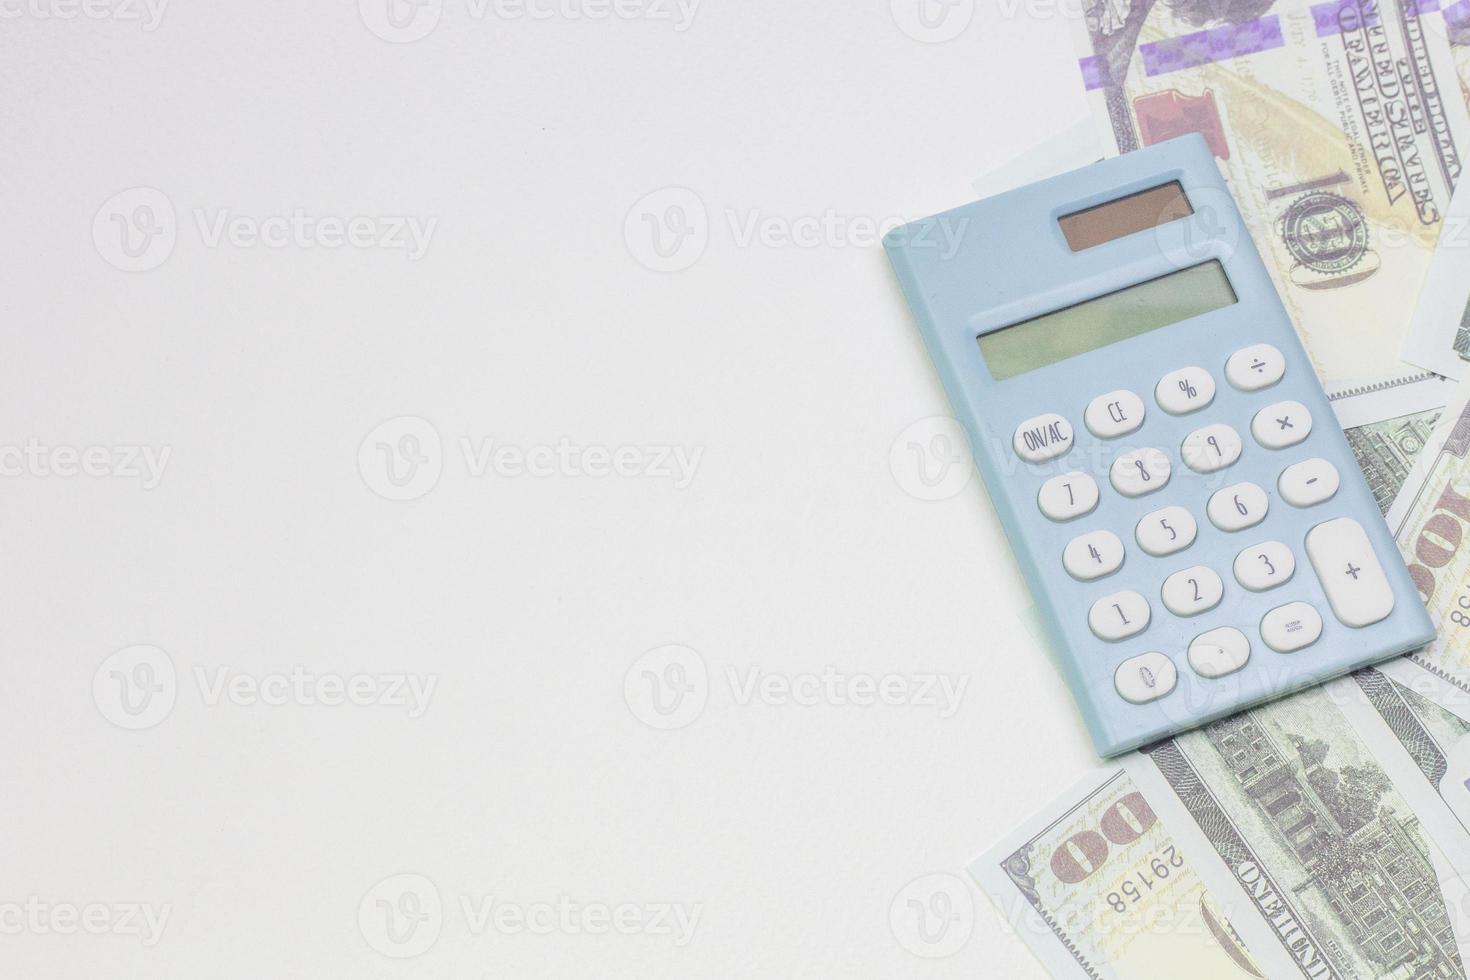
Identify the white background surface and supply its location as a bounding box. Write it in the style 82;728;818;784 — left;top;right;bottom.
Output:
3;2;1097;976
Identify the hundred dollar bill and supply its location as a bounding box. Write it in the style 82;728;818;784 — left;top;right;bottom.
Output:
1402;181;1470;379
1072;0;1470;409
1127;685;1470;978
1388;375;1470;696
971;768;1263;979
1331;370;1453;511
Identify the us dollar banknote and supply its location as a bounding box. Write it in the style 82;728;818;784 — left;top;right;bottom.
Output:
1072;0;1470;409
1402;181;1470;380
1388;376;1470;698
1346;407;1444;514
971;769;1263;978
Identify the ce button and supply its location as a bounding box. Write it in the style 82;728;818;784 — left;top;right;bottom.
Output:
1085;389;1146;439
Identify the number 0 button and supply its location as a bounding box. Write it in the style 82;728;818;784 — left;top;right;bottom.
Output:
1136;506;1197;557
1115;653;1176;705
1063;530;1125;581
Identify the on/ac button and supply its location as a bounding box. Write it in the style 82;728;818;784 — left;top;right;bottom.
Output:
1012;413;1074;463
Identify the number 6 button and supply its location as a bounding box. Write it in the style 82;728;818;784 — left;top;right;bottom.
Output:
1208;482;1268;531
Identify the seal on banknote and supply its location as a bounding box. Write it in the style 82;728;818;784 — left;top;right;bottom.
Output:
1280;191;1377;289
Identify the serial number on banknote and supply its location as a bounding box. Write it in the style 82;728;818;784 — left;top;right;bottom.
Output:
1103;845;1185;914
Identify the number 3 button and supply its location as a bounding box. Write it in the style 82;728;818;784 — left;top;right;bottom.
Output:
1110;448;1171;498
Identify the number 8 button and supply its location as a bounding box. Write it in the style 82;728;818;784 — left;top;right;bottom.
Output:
1110;448;1172;497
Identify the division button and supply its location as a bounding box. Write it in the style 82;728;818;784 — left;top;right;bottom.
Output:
1225;344;1286;391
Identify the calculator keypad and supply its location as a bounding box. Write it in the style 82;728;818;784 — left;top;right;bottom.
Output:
1180;423;1242;473
1089;591;1151;641
1252;400;1313;449
1064;530;1125;581
1225;344;1285;391
1155;367;1216;415
1207;482;1268;531
1026;343;1403;709
1085;390;1145;439
1110;448;1171;497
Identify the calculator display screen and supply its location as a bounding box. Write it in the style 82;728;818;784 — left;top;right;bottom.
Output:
977;261;1237;381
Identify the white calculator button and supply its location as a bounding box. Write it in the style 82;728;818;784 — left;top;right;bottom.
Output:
1155;367;1216;416
1188;627;1251;679
1110;448;1171;498
1135;506;1197;557
1261;602;1324;653
1180;424;1243;474
1233;540;1296;592
1037;471;1099;521
1207;482;1269;532
1085;390;1146;439
1088;591;1151;641
1013;413;1074;463
1225;344;1286;391
1306;518;1395;627
1114;652;1177;705
1161;565;1224;617
1063;530;1125;581
1251;400;1313;449
1279;458;1339;508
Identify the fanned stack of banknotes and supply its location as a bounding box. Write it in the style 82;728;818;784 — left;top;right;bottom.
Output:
975;2;1470;975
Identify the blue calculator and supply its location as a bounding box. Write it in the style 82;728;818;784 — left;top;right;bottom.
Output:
883;134;1435;757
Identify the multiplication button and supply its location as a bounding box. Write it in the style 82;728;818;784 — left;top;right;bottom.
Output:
1013;413;1074;463
1252;401;1312;449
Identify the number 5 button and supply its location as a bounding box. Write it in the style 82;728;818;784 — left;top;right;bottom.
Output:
1136;506;1197;557
1110;448;1171;497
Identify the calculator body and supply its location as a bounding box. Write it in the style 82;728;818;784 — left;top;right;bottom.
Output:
884;135;1434;757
